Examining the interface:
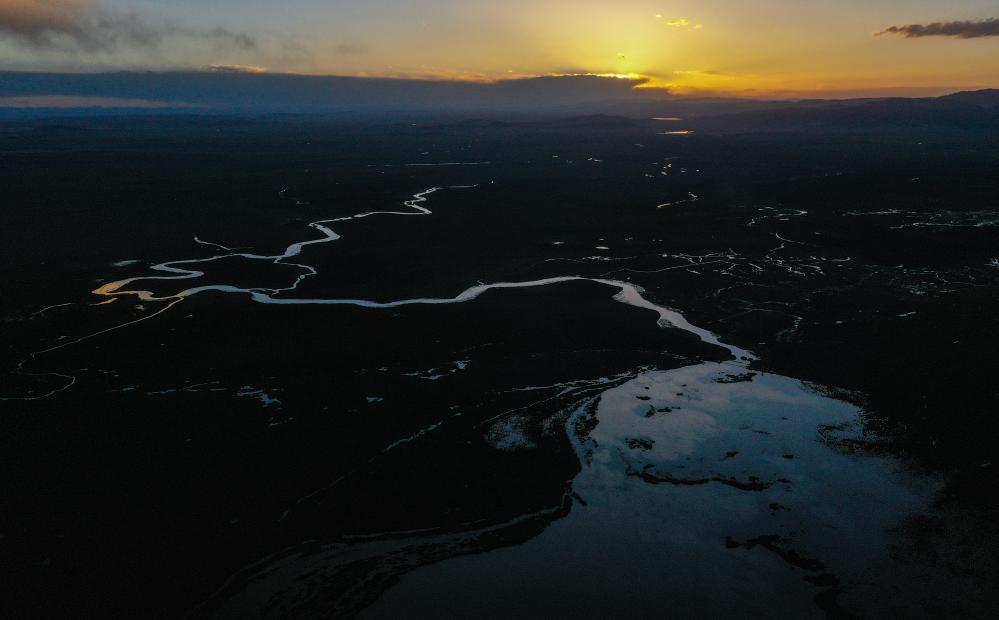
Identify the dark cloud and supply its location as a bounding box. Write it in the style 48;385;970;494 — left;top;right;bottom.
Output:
0;0;257;53
877;18;999;39
209;27;256;51
0;0;88;40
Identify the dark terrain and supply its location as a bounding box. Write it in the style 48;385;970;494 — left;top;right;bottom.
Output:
1;100;998;617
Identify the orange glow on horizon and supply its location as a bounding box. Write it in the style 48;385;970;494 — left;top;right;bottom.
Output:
1;1;996;99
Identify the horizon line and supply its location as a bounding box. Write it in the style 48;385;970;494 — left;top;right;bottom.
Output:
0;68;993;102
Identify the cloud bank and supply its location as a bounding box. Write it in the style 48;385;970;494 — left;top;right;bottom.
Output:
0;0;313;71
0;0;255;52
877;18;999;39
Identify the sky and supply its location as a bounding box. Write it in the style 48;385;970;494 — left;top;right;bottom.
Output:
1;0;998;98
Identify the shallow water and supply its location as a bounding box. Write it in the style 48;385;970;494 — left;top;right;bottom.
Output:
363;363;932;618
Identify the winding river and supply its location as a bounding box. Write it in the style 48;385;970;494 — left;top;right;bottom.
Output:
78;186;937;618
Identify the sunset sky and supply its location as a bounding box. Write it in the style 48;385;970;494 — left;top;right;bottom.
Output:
1;0;998;97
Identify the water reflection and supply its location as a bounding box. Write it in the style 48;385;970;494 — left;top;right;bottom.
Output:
364;363;933;618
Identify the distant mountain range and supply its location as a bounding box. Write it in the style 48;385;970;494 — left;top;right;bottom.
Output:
690;89;999;131
0;70;997;129
0;71;652;116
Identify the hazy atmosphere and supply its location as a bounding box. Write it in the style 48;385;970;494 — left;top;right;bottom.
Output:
1;0;998;96
3;2;999;619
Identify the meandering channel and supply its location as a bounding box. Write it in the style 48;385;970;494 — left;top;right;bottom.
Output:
91;186;752;362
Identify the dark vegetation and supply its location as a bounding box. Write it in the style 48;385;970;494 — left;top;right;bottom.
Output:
1;101;997;617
